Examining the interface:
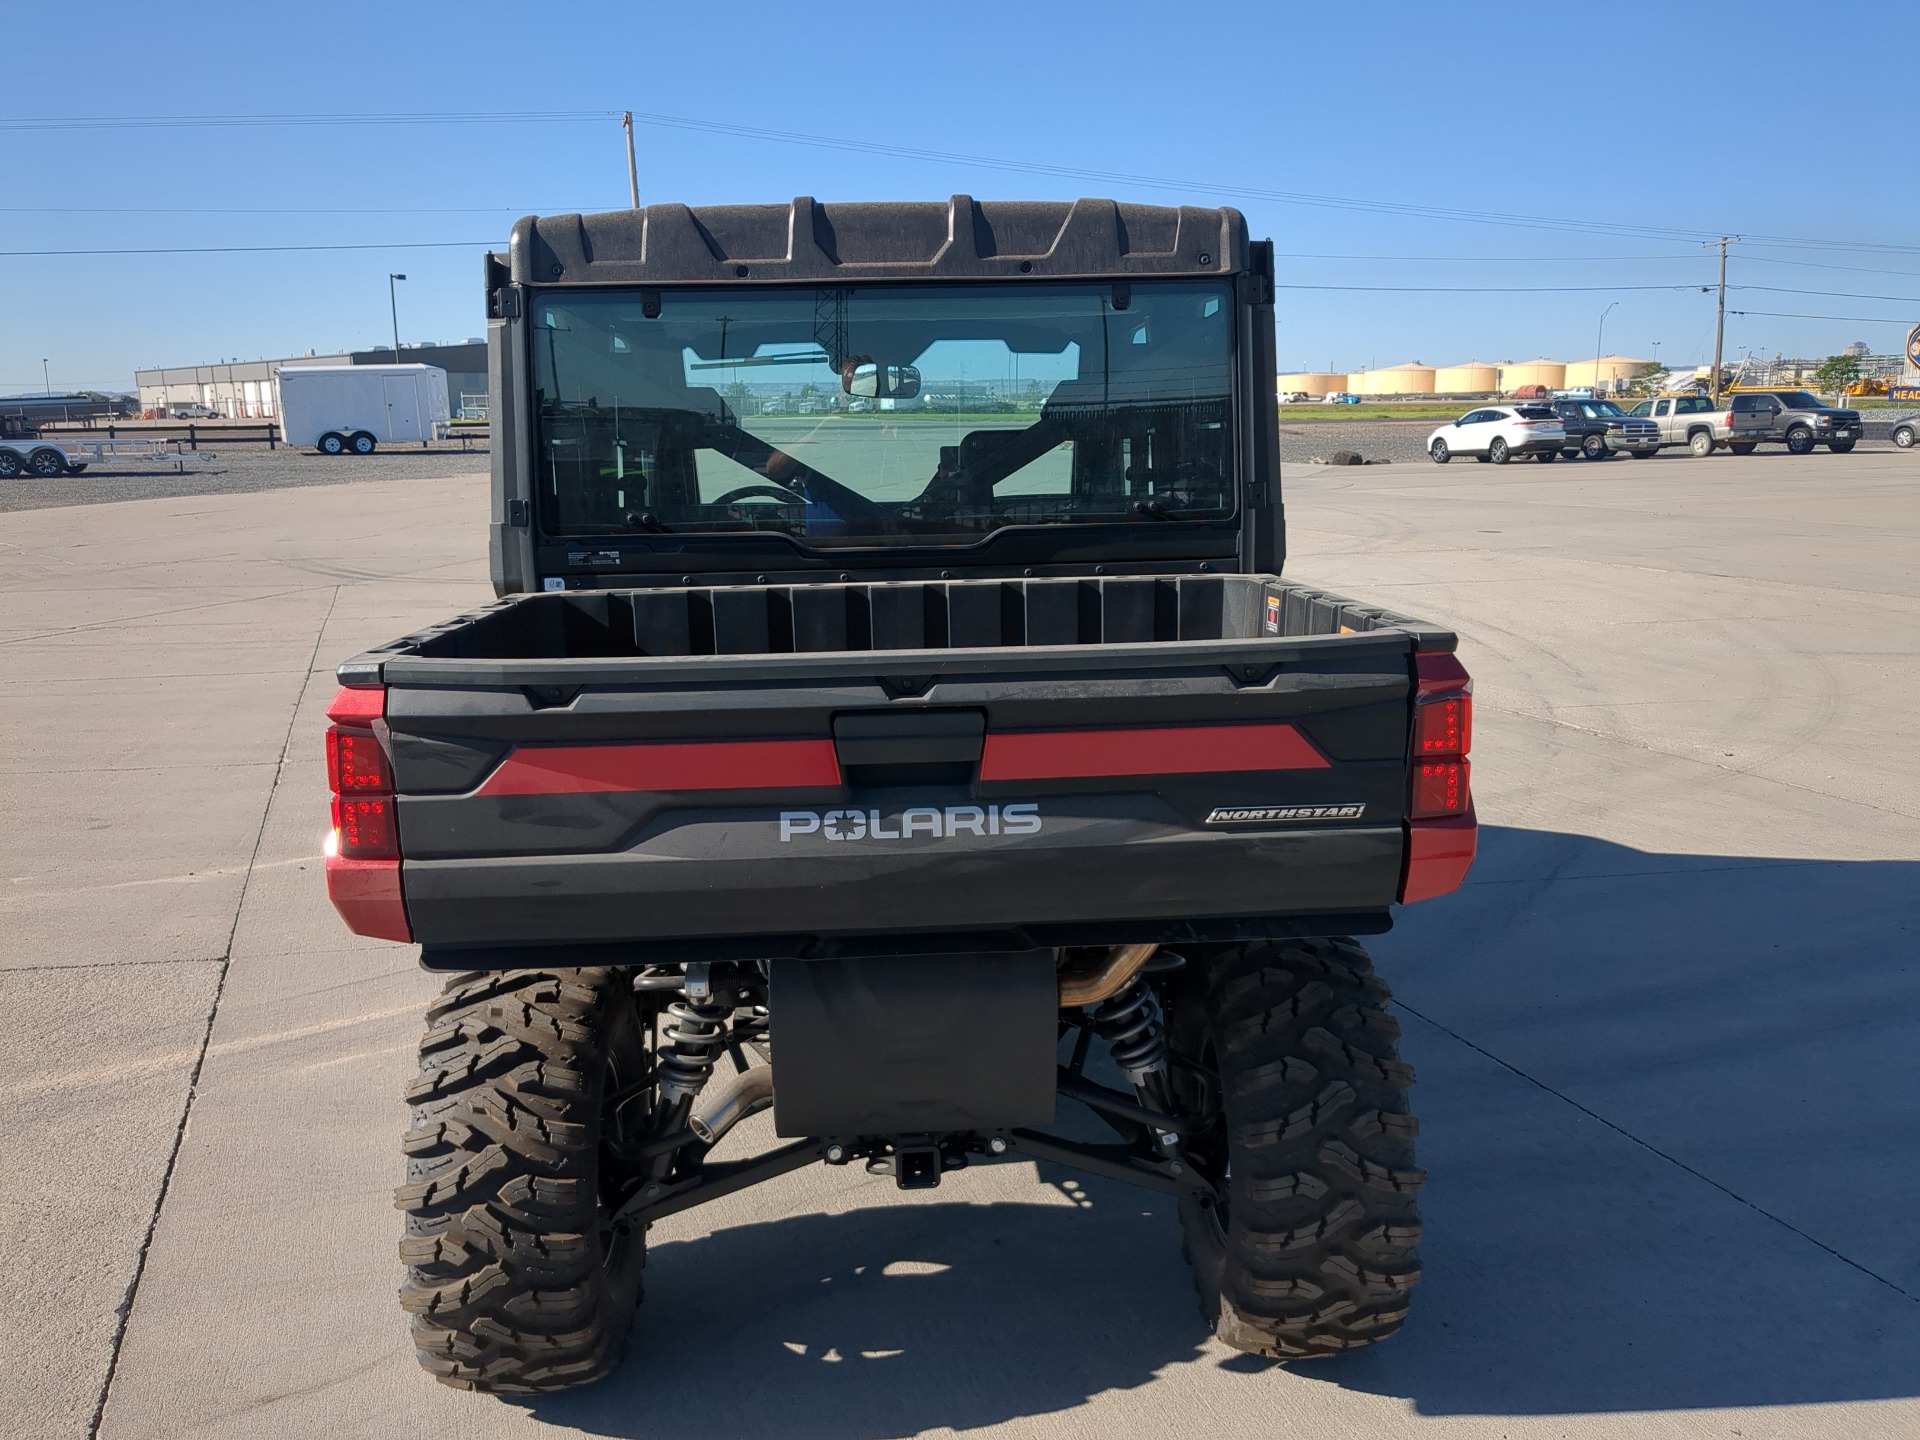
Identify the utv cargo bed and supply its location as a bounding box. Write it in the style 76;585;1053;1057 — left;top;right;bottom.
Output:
336;575;1468;963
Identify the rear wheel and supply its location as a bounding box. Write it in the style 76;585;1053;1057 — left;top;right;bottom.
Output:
398;968;648;1393
1170;938;1423;1359
1629;449;1656;459
1729;442;1757;456
1828;440;1855;453
28;448;67;477
1535;448;1558;463
1688;430;1715;458
1785;426;1815;455
1488;437;1509;465
1893;425;1916;449
1580;434;1608;461
318;432;345;456
1428;439;1450;464
350;431;377;455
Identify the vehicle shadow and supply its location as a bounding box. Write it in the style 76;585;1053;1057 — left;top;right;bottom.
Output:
520;1190;1213;1440
524;825;1920;1435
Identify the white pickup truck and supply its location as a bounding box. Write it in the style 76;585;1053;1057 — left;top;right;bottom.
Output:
1623;393;1734;457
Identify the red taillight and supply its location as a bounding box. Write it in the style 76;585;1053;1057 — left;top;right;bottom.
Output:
332;794;398;859
326;726;393;792
324;685;410;940
1401;650;1478;903
1415;693;1471;756
1411;759;1470;818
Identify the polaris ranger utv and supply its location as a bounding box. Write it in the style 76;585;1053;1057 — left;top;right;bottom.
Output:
322;196;1477;1392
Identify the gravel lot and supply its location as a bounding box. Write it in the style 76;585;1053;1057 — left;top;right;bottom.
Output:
0;443;490;513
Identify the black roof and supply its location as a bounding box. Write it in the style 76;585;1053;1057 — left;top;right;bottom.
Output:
503;195;1248;288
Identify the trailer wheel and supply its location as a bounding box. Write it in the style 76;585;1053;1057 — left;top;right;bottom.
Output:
397;968;648;1393
28;447;68;477
350;431;377;455
0;451;21;478
318;432;345;456
1169;937;1423;1360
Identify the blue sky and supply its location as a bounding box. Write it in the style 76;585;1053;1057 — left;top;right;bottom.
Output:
6;0;1917;393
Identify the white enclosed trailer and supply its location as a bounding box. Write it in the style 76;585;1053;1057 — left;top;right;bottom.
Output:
274;364;450;454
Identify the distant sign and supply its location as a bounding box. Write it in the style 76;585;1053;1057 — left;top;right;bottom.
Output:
1908;325;1920;369
1891;385;1920;404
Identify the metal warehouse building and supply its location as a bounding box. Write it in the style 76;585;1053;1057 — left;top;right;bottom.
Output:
135;342;486;421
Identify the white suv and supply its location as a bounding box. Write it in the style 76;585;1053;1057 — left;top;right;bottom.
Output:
1428;404;1567;464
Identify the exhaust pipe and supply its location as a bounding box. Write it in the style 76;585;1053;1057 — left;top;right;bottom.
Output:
689;1064;775;1145
1057;943;1158;1008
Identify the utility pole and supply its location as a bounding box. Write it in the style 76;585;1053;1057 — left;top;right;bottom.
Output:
623;112;640;210
1705;236;1739;403
42;358;51;396
389;273;407;361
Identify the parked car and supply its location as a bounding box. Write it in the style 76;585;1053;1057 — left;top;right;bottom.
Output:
1428;404;1566;464
1625;394;1733;457
1550;398;1661;460
1726;391;1863;454
1322;391;1360;404
1886;413;1917;449
170;403;220;419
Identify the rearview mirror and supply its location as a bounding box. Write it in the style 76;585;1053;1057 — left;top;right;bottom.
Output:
846;362;921;400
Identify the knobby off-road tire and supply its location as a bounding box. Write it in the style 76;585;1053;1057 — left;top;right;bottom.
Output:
1170;938;1423;1359
396;969;648;1393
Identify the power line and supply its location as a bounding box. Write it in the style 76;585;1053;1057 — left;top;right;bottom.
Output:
0;205;530;215
1277;282;1699;294
0;110;613;130
0;240;498;257
1736;283;1920;305
1273;251;1702;263
11;106;1920;260
1731;309;1918;325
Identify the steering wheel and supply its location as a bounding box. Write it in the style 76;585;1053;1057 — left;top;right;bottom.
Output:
713;484;806;506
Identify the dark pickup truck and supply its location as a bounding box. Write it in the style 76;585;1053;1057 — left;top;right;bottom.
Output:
1726;390;1864;454
324;197;1477;1393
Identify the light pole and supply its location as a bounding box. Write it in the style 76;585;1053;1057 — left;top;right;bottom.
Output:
42;358;51;396
389;274;407;361
1594;302;1618;396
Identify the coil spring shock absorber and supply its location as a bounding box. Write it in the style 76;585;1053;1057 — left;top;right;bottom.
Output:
657;997;732;1113
1087;975;1171;1114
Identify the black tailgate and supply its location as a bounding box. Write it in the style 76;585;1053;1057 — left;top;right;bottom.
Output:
376;630;1416;960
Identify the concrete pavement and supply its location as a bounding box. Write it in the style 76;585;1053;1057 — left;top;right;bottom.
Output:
2;447;1916;1438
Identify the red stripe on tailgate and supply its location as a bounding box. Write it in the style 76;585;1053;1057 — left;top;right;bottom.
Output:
979;723;1329;781
475;738;841;797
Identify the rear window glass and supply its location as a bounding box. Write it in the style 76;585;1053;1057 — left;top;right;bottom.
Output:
1514;405;1557;419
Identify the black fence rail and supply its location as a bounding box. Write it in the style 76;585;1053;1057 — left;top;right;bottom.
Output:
39;421;282;448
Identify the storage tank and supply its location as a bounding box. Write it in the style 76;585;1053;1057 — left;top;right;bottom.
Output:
1348;362;1437;397
1562;355;1656;389
1499;359;1566;393
1278;371;1347;397
1434;361;1499;396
